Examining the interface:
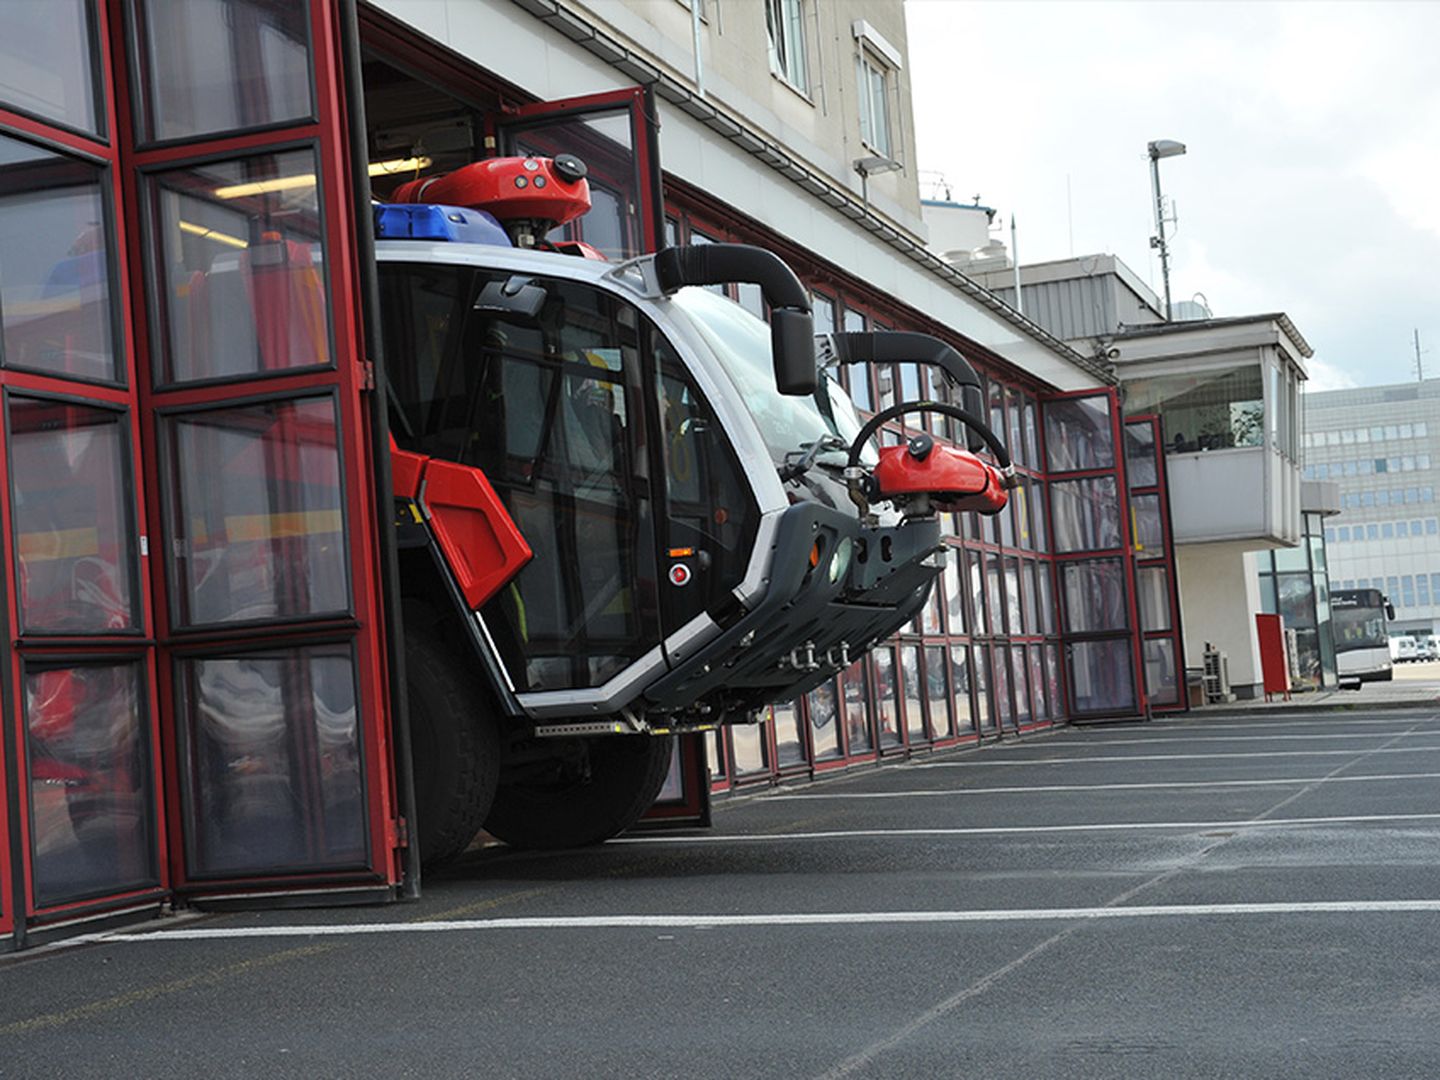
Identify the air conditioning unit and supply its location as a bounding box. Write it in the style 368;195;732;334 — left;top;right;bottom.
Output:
1202;644;1234;703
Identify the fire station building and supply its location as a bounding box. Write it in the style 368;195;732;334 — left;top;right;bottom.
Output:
0;0;1227;950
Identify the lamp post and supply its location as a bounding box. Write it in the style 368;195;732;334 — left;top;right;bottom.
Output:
1147;139;1186;320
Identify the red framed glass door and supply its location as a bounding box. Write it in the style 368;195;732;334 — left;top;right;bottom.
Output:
496;87;665;258
113;0;401;898
0;0;169;948
1125;416;1188;713
1042;389;1146;721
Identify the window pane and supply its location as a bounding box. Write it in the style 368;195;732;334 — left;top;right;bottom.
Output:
731;718;767;775
873;648;901;747
1125;365;1264;451
1131;493;1164;552
993;645;1013;728
1144;639;1180;706
26;663;157;907
0;135;117;382
1062;559;1129;634
165;396;350;627
949;644;973;734
974;643;993;729
1124;422;1158;487
0;0;99;133
1051;476;1122;552
1137;565;1172;632
1045;397;1114;471
944;554;965;635
1070;639;1136;713
807;678;841;759
10;398;137;633
843;658;873;755
1029;645;1048;719
1011;647;1031;724
179;644;366;877
150;148;330;384
135;0;313;142
772;700;806;767
925;644;951;738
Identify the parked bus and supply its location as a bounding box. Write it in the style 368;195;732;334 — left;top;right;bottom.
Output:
1331;588;1395;682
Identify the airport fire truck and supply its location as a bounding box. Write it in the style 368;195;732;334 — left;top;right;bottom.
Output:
370;154;1015;861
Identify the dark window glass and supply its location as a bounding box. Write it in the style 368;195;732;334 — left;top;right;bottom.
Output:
0;135;117;382
26;662;157;906
1045;643;1062;717
943;554;965;635
135;0;313;142
1069;639;1136;713
165;396;349;628
1022;560;1039;634
843;658;873;754
1045;396;1114;471
0;0;99;134
150;148;330;384
993;644;1013;728
986;554;1005;635
10;398;138;633
179;644;366;877
1036;561;1057;635
966;549;987;636
1004;558;1023;634
1124;422;1158;487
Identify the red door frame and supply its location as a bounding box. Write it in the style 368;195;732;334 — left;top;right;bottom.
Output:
1126;415;1189;714
103;0;401;899
1041;388;1147;722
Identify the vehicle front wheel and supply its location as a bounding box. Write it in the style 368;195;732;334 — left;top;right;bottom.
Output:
405;625;501;866
484;734;675;850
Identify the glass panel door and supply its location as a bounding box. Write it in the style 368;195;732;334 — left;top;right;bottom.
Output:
126;0;401;895
496;88;664;259
1126;416;1187;712
1043;389;1144;720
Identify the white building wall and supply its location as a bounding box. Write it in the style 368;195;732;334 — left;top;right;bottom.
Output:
1177;542;1267;696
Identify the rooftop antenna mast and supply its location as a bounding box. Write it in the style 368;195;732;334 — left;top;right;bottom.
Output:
1415;329;1428;382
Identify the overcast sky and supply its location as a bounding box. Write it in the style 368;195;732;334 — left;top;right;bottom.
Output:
904;0;1440;391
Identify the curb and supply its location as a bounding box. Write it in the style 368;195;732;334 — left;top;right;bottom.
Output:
1193;695;1440;719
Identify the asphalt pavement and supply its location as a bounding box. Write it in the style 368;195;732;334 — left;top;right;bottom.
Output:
4;707;1440;1079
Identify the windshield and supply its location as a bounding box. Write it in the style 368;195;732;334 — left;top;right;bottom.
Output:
1332;599;1387;652
669;287;873;471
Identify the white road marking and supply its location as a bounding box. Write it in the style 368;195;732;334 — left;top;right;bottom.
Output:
760;771;1440;800
1151;712;1439;730
91;900;1440;943
913;746;1440;767
1042;731;1440;747
608;812;1440;844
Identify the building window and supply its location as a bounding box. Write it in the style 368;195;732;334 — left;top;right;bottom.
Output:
766;0;809;95
856;50;893;157
1124;365;1264;452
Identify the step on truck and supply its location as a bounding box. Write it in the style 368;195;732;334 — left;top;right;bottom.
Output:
373;154;1015;860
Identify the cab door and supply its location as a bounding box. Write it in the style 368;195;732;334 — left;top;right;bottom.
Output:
495;88;666;259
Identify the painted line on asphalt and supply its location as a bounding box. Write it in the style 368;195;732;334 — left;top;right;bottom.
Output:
913;746;1440;767
761;771;1440;800
606;812;1440;844
1041;731;1440;748
1151;713;1440;730
89;899;1440;943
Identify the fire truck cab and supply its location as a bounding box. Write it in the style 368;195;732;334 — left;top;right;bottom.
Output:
373;157;1013;859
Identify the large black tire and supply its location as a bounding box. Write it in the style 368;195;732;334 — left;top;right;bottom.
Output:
405;625;501;866
483;734;675;850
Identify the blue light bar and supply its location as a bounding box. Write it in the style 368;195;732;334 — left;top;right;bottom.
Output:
373;203;512;247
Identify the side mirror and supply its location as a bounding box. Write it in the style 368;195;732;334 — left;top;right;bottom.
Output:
1386;602;1396;620
654;244;816;396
